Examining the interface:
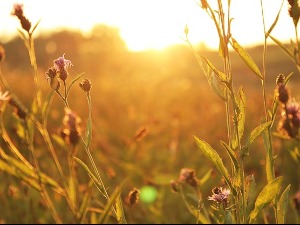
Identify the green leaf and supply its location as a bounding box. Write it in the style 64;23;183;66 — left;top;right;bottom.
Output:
236;86;246;142
98;179;128;224
79;180;94;223
194;136;234;192
230;37;263;79
116;194;127;224
31;19;41;34
249;176;283;223
209;72;228;101
277;184;291;224
245;175;256;218
199;169;214;185
66;72;85;97
247;121;272;147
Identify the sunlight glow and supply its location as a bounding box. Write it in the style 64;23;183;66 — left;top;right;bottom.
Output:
0;0;296;51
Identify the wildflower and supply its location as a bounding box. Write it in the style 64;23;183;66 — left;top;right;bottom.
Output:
208;187;231;208
125;188;140;206
0;45;5;63
45;67;60;90
54;54;73;81
277;99;300;138
79;78;91;92
11;3;31;32
178;168;198;187
61;108;82;146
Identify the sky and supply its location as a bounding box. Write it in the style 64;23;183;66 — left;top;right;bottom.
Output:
0;0;296;51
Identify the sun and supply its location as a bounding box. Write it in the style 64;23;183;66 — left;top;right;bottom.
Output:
0;0;296;52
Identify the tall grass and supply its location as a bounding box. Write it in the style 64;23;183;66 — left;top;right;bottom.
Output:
0;1;300;224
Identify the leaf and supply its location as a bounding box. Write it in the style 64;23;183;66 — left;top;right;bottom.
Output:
194;136;234;192
31;19;41;34
66;72;85;97
116;194;127;224
230;37;263;79
98;179;128;224
201;56;227;82
79;180;94;223
277;184;291;224
265;0;284;38
247;121;272;147
236;86;246;142
199;169;214;185
269;35;294;61
245;175;256;218
209;72;228;101
249;176;283;223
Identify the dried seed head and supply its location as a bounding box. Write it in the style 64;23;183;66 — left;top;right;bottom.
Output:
61;108;82;146
46;67;60;90
276;85;290;104
126;188;140;206
276;73;286;86
11;3;31;32
79;78;92;92
0;45;5;63
287;0;300;26
178;168;198;187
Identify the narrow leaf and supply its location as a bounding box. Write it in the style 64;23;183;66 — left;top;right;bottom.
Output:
277;184;291;224
269;35;294;61
249;176;283;223
236;86;246;141
98;179;128;224
201;56;227;81
116;194;127;224
265;0;284;38
247;121;272;146
230;37;263;79
245;175;256;217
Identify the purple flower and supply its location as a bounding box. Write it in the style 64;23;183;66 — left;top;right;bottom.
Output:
208;187;230;208
11;3;24;17
54;54;73;72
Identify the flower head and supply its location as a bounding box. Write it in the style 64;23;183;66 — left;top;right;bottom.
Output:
54;54;73;72
79;78;92;92
125;188;140;206
208;187;231;208
53;54;73;82
11;3;31;32
178;168;198;187
45;67;60;90
61;108;82;146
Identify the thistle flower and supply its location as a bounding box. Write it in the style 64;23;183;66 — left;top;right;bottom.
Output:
208;187;230;208
79;78;91;92
61;108;82;146
275;74;290;104
178;168;198;187
54;54;73;81
125;188;140;206
11;3;31;32
277;99;300;138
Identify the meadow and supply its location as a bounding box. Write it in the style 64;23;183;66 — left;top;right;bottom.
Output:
1;1;300;224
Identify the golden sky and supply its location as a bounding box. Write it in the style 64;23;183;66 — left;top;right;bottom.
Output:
0;0;296;51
